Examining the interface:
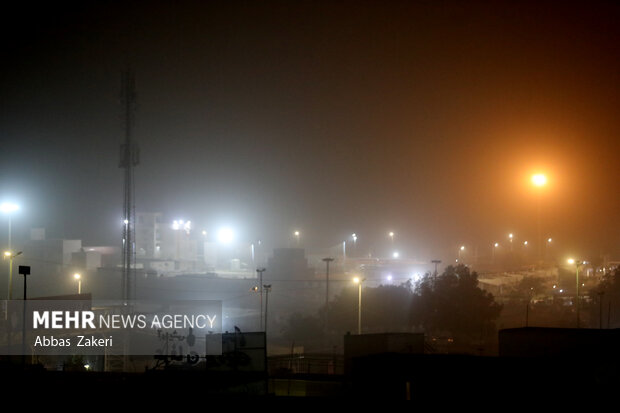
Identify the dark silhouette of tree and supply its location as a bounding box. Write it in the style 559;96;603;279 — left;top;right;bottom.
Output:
280;312;324;347
280;283;414;349
588;266;620;328
410;264;502;342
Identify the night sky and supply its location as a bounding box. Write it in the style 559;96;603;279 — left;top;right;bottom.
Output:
1;1;618;261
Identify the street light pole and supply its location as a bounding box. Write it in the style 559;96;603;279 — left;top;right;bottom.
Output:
353;277;365;335
531;173;547;263
5;251;22;300
256;268;266;330
568;258;584;328
322;258;334;336
19;265;30;365
263;284;272;336
74;273;82;295
1;202;20;299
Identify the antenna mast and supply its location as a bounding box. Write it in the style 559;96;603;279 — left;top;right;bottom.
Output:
119;70;139;303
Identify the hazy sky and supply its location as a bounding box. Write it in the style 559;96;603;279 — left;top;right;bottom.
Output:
1;1;618;261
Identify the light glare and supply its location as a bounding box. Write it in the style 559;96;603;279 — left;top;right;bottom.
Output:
0;203;19;213
217;227;235;244
531;173;547;187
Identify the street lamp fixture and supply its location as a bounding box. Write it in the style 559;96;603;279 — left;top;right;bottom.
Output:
531;173;547;187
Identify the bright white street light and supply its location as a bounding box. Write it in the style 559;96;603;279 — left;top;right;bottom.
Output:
217;227;235;244
0;203;19;213
392;251;400;259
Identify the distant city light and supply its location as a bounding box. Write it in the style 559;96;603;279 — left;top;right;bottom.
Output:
508;233;513;239
202;230;207;236
353;277;360;284
567;258;575;265
460;245;465;251
494;242;499;247
523;241;528;245
386;274;393;282
217;227;235;244
392;251;399;259
547;238;552;243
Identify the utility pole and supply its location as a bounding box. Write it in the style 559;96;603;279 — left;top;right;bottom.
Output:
322;258;334;337
119;70;140;304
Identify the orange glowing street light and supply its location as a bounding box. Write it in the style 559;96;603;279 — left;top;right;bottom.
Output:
531;173;547;187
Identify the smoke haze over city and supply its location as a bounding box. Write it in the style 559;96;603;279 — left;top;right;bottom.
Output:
1;0;618;262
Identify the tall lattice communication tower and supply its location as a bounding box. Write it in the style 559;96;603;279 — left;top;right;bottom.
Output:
119;70;140;303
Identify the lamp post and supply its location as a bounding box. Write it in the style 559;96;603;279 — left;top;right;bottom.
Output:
508;233;514;252
4;250;22;300
493;243;499;264
294;231;300;246
388;231;394;244
531;173;547;262
1;202;19;298
19;265;30;365
458;245;465;262
256;268;266;330
353;277;365;335
74;273;82;295
568;258;585;328
263;284;272;336
322;258;334;336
